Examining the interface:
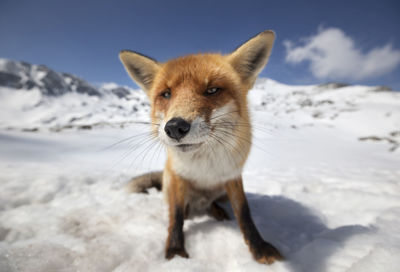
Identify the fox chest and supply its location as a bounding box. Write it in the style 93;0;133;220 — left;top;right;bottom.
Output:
171;143;244;189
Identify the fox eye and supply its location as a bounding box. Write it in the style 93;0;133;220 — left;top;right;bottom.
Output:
205;87;221;96
160;89;171;99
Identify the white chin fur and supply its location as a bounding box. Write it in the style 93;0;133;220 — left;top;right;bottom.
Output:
173;143;203;153
167;101;245;189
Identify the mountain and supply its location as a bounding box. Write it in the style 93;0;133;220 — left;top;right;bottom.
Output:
0;58;399;150
0;58;103;96
0;58;150;131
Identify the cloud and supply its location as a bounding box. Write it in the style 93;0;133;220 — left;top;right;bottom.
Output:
284;27;400;81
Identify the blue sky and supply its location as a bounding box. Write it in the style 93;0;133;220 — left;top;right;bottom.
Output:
1;0;400;89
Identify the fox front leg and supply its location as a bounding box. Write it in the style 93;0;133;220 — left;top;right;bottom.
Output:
165;171;189;259
225;177;284;264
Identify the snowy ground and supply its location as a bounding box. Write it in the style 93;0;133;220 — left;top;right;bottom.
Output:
0;80;399;271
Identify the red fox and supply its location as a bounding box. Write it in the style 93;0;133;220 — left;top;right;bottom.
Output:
119;30;283;264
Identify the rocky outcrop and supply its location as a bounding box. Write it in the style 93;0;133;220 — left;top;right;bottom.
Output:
0;58;129;98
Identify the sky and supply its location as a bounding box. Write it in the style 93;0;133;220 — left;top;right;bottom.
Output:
1;0;400;90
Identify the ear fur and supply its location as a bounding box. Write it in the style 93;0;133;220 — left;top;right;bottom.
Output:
119;50;160;91
228;30;275;87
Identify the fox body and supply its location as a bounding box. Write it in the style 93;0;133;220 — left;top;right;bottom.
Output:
119;30;283;264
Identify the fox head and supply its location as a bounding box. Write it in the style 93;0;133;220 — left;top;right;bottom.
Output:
119;30;275;159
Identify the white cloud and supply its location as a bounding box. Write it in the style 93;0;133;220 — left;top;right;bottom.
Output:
284;27;400;81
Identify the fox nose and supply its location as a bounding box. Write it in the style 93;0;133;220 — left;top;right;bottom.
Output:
164;117;191;141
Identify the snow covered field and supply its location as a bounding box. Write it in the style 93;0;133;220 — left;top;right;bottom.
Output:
0;78;399;271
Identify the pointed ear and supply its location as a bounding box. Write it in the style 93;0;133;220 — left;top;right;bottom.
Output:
119;50;160;91
228;30;275;86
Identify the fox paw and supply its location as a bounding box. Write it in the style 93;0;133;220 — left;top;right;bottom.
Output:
165;246;189;260
253;242;284;265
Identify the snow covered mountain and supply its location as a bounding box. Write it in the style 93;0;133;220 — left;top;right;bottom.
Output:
0;58;103;96
0;58;150;131
1;58;399;150
0;59;400;272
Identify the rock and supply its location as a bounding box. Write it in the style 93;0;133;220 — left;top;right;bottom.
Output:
318;82;349;89
41;69;69;96
0;71;22;89
372;86;392;92
0;58;103;97
110;87;130;98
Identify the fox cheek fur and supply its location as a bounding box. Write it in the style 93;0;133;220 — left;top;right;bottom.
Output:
119;30;284;264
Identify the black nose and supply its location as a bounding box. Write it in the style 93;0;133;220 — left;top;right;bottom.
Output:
164;117;191;141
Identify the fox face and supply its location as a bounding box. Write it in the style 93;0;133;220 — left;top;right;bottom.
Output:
151;54;247;153
120;31;274;176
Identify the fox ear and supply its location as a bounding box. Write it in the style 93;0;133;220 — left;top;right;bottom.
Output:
228;30;275;87
119;50;160;91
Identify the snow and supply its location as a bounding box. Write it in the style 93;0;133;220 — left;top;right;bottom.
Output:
0;78;399;271
0;84;150;131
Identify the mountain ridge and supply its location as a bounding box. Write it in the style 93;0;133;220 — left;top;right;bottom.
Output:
1;58;397;98
0;58;141;98
0;58;399;153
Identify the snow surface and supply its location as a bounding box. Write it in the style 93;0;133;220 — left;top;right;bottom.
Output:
0;79;399;272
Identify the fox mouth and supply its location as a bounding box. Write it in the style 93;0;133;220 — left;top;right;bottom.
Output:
175;143;203;152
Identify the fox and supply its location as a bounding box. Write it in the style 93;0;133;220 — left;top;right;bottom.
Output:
119;30;284;264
